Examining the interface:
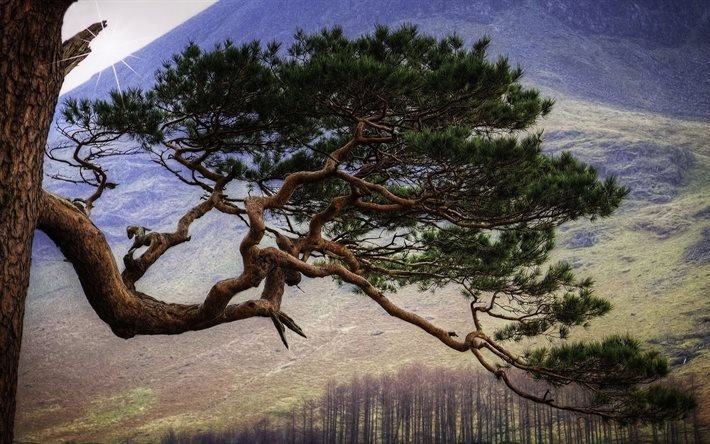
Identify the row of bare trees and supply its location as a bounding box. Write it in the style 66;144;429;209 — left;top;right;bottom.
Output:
160;366;705;444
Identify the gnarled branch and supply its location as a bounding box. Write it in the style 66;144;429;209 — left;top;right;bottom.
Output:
37;191;288;339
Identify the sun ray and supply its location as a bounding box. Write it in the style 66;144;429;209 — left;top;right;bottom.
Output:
55;51;94;64
120;59;141;78
65;0;184;94
111;63;124;106
90;0;131;100
93;69;103;94
93;0;105;30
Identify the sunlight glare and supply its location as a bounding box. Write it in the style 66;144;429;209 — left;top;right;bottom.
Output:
60;0;217;94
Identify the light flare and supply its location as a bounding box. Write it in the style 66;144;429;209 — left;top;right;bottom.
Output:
94;0;124;97
65;0;146;97
56;51;94;64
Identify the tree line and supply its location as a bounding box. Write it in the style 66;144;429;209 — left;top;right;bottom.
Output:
160;366;705;444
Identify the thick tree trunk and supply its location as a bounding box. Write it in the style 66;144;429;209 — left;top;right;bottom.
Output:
0;2;72;442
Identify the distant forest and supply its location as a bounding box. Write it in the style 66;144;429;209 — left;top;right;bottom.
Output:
160;367;705;444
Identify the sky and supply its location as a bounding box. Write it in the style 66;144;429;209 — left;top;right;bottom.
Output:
61;0;218;93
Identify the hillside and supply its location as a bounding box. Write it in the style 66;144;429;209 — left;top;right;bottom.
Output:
15;0;710;441
63;0;710;119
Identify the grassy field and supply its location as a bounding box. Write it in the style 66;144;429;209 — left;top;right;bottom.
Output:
15;93;710;442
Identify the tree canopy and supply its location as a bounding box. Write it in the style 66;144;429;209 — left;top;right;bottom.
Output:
47;25;694;422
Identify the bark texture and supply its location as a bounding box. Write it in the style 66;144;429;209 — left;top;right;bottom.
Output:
0;2;73;442
37;191;297;338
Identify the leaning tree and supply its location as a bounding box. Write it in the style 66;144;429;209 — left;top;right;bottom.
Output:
6;21;695;441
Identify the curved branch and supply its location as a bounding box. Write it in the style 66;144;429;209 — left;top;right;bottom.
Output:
261;246;471;352
335;170;424;207
37;191;276;339
121;192;218;289
238;125;366;260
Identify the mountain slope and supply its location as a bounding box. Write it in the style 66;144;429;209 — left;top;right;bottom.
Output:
17;1;710;441
63;0;710;119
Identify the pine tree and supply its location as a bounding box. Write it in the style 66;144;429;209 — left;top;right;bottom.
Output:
45;24;695;424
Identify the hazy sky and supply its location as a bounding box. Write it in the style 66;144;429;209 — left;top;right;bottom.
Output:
61;0;218;93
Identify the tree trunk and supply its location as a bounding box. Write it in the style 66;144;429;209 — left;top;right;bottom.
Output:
0;1;73;441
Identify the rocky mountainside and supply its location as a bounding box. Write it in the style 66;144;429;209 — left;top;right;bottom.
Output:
540;0;709;45
64;0;710;118
16;1;709;441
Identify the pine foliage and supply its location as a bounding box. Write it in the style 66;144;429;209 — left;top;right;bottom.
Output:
55;24;693;422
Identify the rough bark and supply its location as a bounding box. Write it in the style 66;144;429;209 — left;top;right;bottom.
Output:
37;191;284;337
0;2;74;441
